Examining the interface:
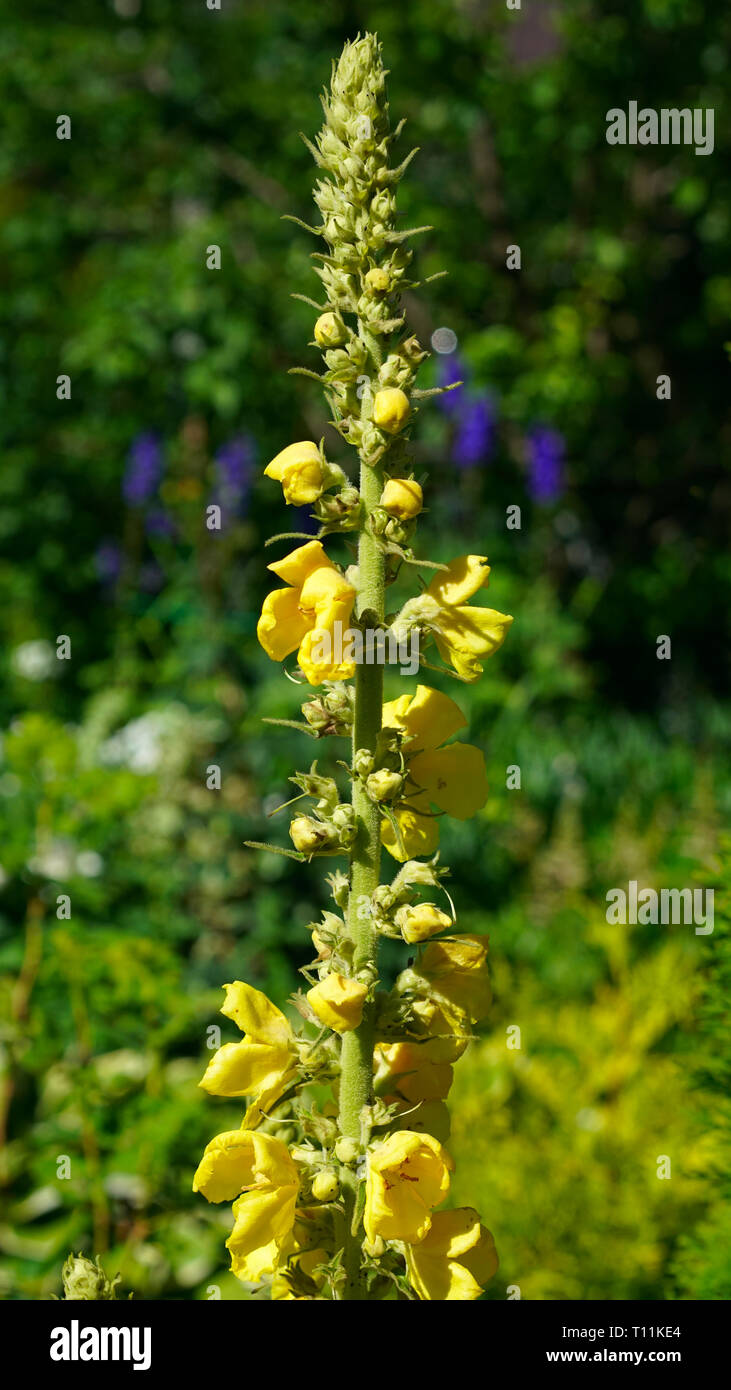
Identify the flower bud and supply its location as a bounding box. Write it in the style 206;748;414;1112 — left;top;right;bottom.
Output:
314;486;362;531
327;869;350;909
264;441;325;505
363;1236;386;1258
334;1137;360;1165
353;749;375;778
331;804;357;839
365;267;390;293
61;1253;120;1301
372;387;410;434
314;312;347;348
400;334;429;365
312;1170;340;1202
312;929;332;960
366;769;404;804
307;971;368;1033
302;687;354;738
290;816;338;856
395;902;452;944
380;477;423;520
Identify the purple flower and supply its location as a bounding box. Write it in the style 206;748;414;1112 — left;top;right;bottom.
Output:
453;397;496;469
145;508;176;538
212;436;255;525
95;541;122;584
437;354;467;416
526;426;565;504
123;433;163;506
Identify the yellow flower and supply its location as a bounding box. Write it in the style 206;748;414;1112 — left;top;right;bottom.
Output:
380;685;488;861
193;1129;300;1282
193;1128;294;1202
412;934;492;1023
373;387;410;434
399;555;513;681
198;982;297;1120
364;1130;453;1244
307;972;368;1033
380;477;423;519
227;1144;299;1283
256;540;356;685
374;1041;453;1103
264;441;326;506
405;1208;498;1301
395;902;452;944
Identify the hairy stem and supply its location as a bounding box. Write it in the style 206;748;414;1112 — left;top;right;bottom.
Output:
338;450;385;1299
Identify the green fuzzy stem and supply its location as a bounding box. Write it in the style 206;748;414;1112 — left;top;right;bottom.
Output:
338;455;385;1299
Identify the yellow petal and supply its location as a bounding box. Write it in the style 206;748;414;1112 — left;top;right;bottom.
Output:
375;1042;453;1102
227;1184;299;1283
409;743;488;819
380;477;423;519
382;684;466;752
433;606;513;681
419;935;492;1021
405;1209;498;1300
198;1039;295;1100
364;1131;453;1243
220;981;293;1048
257;587;311;662
267;539;334;587
427;555;490;606
297;619;357;686
264;442;322;504
192;1130;257;1202
298;564;356;618
372;387;410;433
381;793;440;863
307;973;368;1033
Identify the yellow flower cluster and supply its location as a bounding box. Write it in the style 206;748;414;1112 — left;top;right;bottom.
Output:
196;32;511;1303
194;926;495;1296
380;684;488;861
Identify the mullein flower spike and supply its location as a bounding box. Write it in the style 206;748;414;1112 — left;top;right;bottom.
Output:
195;32;514;1300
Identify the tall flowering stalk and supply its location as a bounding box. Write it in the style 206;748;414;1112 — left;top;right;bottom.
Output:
194;34;513;1302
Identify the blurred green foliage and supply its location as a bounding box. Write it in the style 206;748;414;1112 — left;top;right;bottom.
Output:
0;0;728;1298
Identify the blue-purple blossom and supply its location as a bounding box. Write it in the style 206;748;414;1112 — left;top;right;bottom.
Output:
212;436;255;524
145;508;176;538
436;354;467;416
526;426;566;504
95;541;122;584
453;397;496;469
123;432;163;506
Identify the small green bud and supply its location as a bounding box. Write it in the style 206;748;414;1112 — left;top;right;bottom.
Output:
365;267;390;293
327;869;350;910
334;1137;360;1165
61;1253;120;1301
366;769;404;804
353;749;375;778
